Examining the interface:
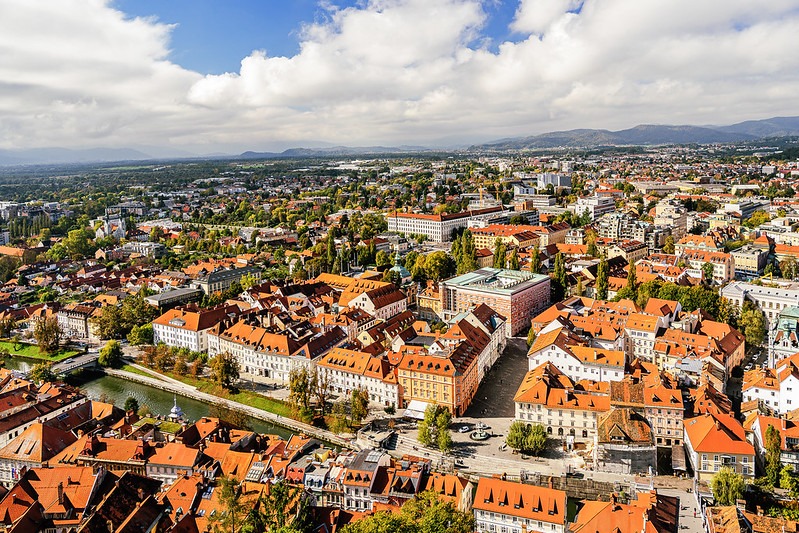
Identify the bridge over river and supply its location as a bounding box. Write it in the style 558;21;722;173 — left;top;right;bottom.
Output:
51;352;99;374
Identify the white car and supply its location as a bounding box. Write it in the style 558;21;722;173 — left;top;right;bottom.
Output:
458;425;471;433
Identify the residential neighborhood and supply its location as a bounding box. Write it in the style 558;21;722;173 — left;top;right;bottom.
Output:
0;149;797;531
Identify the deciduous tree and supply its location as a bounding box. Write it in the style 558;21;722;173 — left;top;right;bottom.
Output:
596;255;609;300
127;323;154;345
311;368;332;416
662;235;675;254
530;243;541;274
716;297;739;329
702;262;715;283
289;367;313;421
209;351;240;390
526;423;547;456
0;317;16;338
739;303;766;348
780;465;799;498
711;466;745;505
781;257;798;280
765;424;782;487
33;316;61;354
506;421;548;456
456;230;478;274
210;476;247;533
493;239;507;269
342;490;474;533
350;388;370;426
424;251;454;281
551;252;567;300
98;340;123;368
124;396;139;413
375;250;391;267
28;362;56;384
249;479;308;533
507;248;520;270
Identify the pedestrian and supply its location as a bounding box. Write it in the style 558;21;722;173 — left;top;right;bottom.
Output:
693;510;696;518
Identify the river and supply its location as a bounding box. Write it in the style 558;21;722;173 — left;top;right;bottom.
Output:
3;356;293;438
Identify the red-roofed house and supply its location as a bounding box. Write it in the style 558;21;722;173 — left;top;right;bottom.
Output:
473;477;566;533
684;413;755;481
152;303;242;352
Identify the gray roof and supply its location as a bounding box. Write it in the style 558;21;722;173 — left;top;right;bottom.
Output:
442;267;549;295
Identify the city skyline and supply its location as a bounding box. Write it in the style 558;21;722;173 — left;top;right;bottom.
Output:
2;0;799;155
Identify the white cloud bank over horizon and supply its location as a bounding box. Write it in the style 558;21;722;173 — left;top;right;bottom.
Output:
1;0;799;153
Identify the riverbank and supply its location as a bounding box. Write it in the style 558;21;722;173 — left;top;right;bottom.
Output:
104;367;356;449
121;363;294;419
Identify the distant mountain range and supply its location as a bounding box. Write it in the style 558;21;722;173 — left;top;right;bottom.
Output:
0;144;431;167
238;145;431;159
471;116;799;151
1;116;798;166
0;147;155;166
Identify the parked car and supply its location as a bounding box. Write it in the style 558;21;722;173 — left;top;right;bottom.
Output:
458;425;471;433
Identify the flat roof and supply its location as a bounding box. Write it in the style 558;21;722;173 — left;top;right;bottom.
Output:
145;287;204;303
442;267;549;296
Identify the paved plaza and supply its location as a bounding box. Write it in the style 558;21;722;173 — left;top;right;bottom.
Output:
464;336;530;419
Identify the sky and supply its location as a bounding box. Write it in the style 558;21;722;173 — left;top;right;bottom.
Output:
1;0;799;155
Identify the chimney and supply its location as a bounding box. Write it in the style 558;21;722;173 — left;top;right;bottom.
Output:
57;482;64;505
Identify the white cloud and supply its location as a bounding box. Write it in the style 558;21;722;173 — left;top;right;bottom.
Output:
510;0;582;35
1;0;799;152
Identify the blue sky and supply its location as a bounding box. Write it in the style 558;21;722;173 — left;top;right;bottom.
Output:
2;0;798;153
115;0;324;74
114;0;521;74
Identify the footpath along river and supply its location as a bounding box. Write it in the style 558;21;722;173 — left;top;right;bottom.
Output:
2;356;293;438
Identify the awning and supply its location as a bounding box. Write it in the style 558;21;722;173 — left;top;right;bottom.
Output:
402;400;431;420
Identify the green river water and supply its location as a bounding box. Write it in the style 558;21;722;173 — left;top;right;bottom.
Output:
3;356;293;438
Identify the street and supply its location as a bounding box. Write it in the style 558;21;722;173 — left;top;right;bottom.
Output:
465;336;530;418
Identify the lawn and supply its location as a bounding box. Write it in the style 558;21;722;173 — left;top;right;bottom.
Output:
122;363;295;419
134;417;183;434
162;370;295;419
0;340;80;362
120;364;164;380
